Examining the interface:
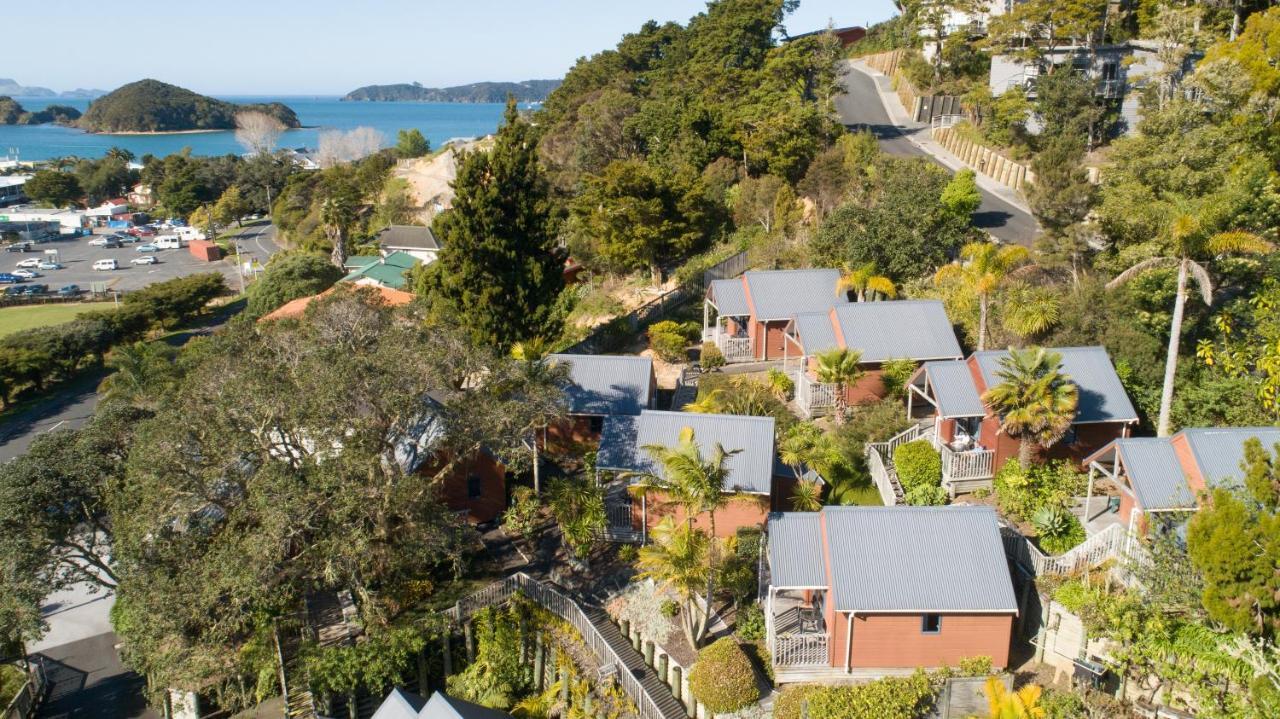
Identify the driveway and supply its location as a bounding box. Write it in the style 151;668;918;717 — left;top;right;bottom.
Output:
835;62;1039;246
32;633;155;719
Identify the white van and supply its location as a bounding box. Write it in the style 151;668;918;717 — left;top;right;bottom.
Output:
175;227;206;241
155;237;182;250
92;259;118;271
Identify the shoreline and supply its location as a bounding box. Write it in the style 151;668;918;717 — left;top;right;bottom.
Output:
89;126;313;136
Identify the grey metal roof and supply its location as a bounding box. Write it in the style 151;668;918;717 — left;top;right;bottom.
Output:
377;224;440;251
423;692;512;719
922;360;985;418
1179;427;1280;489
790;311;837;355
767;512;827;588
547;354;652;416
373;689;428;719
743;269;847;320
709;278;750;316
596;410;777;494
974;347;1138;424
822;506;1017;613
829;300;962;362
1113;438;1196;511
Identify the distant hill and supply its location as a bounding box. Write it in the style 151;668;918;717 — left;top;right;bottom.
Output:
342;79;561;103
79;79;300;133
0;96;82;125
0;78;106;99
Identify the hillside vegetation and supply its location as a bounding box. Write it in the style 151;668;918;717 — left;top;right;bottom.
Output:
343;79;561;102
0;96;81;125
78;79;299;133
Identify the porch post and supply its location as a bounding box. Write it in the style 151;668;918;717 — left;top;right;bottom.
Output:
702;299;710;338
1084;464;1096;525
906;387;914;418
641;494;648;545
845;611;855;673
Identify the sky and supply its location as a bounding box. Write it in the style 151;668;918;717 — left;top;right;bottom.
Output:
5;0;899;95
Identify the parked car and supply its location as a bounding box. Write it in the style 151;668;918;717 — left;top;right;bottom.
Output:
3;286;23;296
57;284;80;296
88;237;121;248
126;227;155;237
37;261;62;270
155;237;182;249
135;244;159;253
23;284;48;295
15;258;41;268
131;255;158;265
0;273;23;284
12;270;39;279
92;259;118;271
5;241;33;253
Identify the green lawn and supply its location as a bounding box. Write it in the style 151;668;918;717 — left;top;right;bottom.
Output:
0;302;117;338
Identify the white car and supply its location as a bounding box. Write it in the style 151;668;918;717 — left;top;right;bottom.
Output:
92;259;118;271
15;258;40;268
12;269;39;279
87;237;110;247
37;261;62;270
131;256;158;266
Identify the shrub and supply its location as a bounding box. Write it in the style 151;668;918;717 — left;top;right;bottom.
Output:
833;399;912;481
700;342;725;369
774;670;938;719
956;655;994;677
894;440;942;494
905;484;948;506
648;322;688;363
688;638;760;713
994;460;1087;522
767;367;794;399
1036;512;1086;555
736;604;765;642
245;252;343;318
596;316;633;352
880;358;917;400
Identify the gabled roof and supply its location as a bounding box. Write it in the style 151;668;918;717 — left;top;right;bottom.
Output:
260;285;414;322
708;278;750;316
342;251;420;290
919;360;985;418
828;300;961;362
973;347;1138;424
547;354;653;416
596;410;776;494
1102;438;1196;511
377;224;441;251
790;312;837;355
820;506;1017;613
422;692;511;719
345;255;380;269
1178;427;1280;489
766;512;826;588
372;689;428;719
743;269;846;320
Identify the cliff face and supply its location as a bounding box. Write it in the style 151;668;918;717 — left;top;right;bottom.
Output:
342;79;561;103
79;79;300;133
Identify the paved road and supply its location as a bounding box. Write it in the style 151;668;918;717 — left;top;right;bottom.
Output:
834;64;1039;246
33;632;155;719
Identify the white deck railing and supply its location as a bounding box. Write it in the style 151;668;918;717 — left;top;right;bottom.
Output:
718;336;754;363
867;423;933;459
941;445;995;482
793;371;839;417
867;448;901;506
1000;523;1129;577
774;634;829;667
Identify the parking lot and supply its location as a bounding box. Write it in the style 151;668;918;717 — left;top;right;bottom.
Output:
2;223;280;294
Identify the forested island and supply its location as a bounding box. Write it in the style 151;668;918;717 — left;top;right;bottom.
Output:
341;79;561;102
0;96;82;125
78;79;300;133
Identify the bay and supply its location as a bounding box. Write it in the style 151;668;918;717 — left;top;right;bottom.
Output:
0;96;509;161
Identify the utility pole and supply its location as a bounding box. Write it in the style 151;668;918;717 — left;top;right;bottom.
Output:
234;242;246;294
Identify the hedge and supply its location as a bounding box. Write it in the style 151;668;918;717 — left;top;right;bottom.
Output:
688;638;759;714
773;670;938;719
648;320;688;363
0;273;226;407
894;439;942;494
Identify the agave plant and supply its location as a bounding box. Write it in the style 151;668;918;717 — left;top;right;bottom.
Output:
1031;504;1071;538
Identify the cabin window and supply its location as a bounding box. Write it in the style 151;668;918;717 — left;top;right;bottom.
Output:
466;475;483;499
589;416;605;433
922;614;942;634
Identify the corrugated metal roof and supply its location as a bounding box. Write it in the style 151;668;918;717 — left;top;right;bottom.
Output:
1180;427;1280;489
377;224;440;251
828;300;962;362
547;354;652;416
424;692;513;719
596;410;777;494
923;360;985;418
767;512;827;588
1114;438;1196;510
823;506;1017;613
744;269;846;320
974;347;1138;424
709;279;750;316
790;312;837;354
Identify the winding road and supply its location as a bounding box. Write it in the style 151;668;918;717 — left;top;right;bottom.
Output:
835;62;1039;246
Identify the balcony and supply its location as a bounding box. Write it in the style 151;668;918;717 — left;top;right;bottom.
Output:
793;370;839;418
766;589;829;669
940;443;996;496
701;327;755;364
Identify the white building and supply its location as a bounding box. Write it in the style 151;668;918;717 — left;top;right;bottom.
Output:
0;208;88;233
0;175;30;207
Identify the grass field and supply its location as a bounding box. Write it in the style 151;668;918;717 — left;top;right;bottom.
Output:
0;302;117;338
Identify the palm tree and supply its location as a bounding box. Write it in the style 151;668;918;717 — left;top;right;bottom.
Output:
547;477;606;569
627;428;740;647
981;347;1079;469
1000;281;1061;340
637;518;711;649
682;377;778;418
778;421;842;481
984;677;1045;718
789;480;824;511
104;146;135;164
320;194;357;269
98;341;176;408
840;262;897;302
934;241;1030;351
813;347;865;414
1107;217;1272;436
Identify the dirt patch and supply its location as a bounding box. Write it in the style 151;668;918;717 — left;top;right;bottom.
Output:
393;137;493;223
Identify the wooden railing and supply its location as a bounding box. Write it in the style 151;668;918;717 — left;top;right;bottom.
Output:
866;447;902;506
444;573;682;719
793;371;838;418
941;445;995;482
867;423;933;460
3;662;46;719
773;634;829;667
1000;523;1129;578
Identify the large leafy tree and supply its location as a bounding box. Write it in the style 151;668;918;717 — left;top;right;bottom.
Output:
981;347;1079;468
23;170;83;207
934;241;1030;351
419;99;565;349
110;289;564;699
1187;438;1280;638
244;251;344;318
1107;217;1271;436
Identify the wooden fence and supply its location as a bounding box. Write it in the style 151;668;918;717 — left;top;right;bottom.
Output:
445;573;685;719
2;662;46;719
701;251;747;289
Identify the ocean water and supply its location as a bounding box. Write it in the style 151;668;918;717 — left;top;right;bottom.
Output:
0;96;509;161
